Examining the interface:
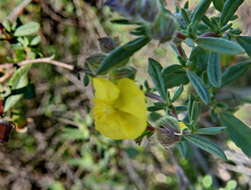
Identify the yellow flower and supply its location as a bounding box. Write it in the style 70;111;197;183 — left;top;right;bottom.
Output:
178;121;187;131
92;77;147;140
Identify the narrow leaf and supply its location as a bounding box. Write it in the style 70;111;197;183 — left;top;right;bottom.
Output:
213;0;224;11
222;61;251;86
220;0;244;26
148;58;166;100
236;36;251;57
186;71;210;104
207;52;222;87
191;0;212;24
177;140;189;158
189;99;199;122
96;37;150;74
220;112;251;156
162;65;189;88
184;135;227;160
195;127;226;135
172;85;184;102
196;37;244;55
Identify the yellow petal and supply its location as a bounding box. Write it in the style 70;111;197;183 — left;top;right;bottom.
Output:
93;78;119;102
115;78;147;120
95;110;146;140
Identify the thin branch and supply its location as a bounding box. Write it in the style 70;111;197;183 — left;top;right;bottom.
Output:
1;57;74;71
7;0;33;21
145;92;164;103
0;69;14;83
169;151;194;190
19;57;74;70
122;152;146;190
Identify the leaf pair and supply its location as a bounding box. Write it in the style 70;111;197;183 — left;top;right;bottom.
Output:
4;65;32;112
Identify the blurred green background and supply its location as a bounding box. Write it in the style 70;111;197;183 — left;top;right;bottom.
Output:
1;0;251;190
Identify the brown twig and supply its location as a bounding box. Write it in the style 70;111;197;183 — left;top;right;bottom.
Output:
19;57;74;70
0;69;15;83
1;57;74;71
122;151;147;190
7;0;33;21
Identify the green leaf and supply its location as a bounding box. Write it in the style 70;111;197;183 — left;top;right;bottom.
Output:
188;96;199;122
177;140;189;158
184;135;227;160
30;36;41;46
191;0;212;24
220;0;244;26
196;37;244;55
186;71;210;104
222;61;251;86
236;36;251;57
14;22;40;36
213;0;224;11
96;37;150;74
148;103;166;111
190;46;209;71
148;58;166;100
172;85;184;102
4;65;31;111
207;52;222;87
10;83;35;99
220;112;251;156
162;65;189;88
195;127;226;135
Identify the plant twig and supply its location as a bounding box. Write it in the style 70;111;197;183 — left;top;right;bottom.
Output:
169;151;194;190
0;69;14;83
1;57;74;71
7;0;33;21
122;151;146;190
19;57;74;70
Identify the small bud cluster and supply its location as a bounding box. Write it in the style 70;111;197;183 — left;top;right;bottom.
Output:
105;0;161;23
105;0;177;43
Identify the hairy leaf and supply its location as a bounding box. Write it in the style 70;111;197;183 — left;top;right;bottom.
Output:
196;37;244;55
220;112;251;156
186;71;210;104
148;58;166;100
207;52;222;87
184;135;227;160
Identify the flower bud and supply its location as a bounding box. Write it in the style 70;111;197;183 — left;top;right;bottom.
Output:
156;126;180;149
148;12;177;43
105;0;137;20
98;37;117;53
138;0;161;22
155;116;181;148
